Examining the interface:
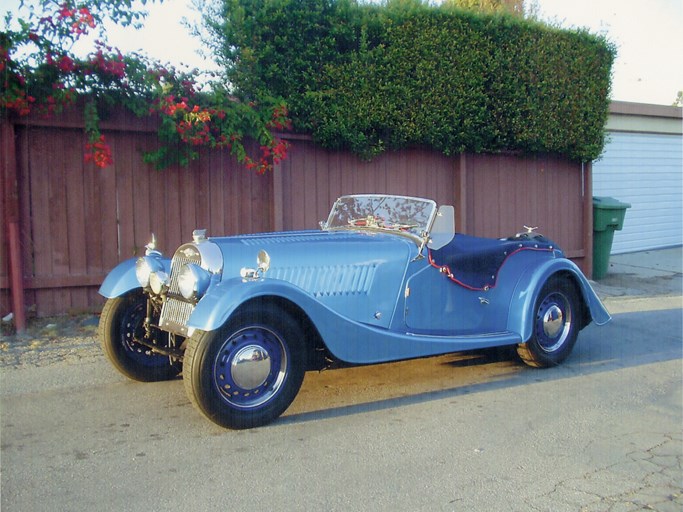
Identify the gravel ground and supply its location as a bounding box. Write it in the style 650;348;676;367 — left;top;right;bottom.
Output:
0;315;102;369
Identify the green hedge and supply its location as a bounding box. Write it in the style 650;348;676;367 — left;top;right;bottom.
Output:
216;0;615;161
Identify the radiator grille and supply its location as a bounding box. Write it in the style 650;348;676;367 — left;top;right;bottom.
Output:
168;251;200;294
159;298;194;336
159;245;201;335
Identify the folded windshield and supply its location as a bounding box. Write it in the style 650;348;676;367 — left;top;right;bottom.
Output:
324;195;437;238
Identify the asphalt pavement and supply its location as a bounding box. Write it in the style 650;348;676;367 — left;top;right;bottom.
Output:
2;295;681;512
1;246;681;512
591;245;682;313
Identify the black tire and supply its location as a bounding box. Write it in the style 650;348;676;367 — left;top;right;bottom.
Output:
517;276;580;368
99;292;182;382
183;303;306;429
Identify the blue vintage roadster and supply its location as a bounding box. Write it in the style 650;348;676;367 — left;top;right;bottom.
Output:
99;194;610;429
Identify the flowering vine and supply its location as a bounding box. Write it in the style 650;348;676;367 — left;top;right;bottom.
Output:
143;80;291;173
1;0;290;172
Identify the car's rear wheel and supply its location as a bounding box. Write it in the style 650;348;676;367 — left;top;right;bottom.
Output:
100;291;182;382
183;303;306;429
517;276;580;368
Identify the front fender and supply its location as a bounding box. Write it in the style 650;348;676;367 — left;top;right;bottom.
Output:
98;257;171;298
99;259;139;298
187;277;324;332
508;258;611;342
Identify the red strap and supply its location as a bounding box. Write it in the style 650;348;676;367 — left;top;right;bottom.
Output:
427;247;553;291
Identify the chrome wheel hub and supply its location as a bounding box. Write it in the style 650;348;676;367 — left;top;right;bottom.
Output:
535;292;572;353
230;344;271;389
542;305;564;338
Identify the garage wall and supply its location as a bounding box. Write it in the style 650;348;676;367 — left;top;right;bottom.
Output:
592;102;683;254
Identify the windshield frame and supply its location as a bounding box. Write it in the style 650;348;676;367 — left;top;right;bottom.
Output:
322;194;438;245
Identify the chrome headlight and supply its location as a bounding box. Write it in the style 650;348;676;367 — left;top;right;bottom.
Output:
178;263;211;301
136;256;165;289
149;271;170;295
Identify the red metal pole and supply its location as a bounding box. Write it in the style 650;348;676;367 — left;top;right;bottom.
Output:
7;221;26;332
2;120;27;332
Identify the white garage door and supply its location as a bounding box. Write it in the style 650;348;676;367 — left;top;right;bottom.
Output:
593;131;682;254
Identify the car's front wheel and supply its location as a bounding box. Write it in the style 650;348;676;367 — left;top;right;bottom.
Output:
100;292;182;382
517;276;580;368
183;303;306;429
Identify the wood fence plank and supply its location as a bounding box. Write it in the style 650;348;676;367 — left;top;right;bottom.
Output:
98;140;120;270
131;137;153;252
228;159;243;234
163;164;180;249
194;157;209;233
64;129;89;310
83;144;103;275
15;129;35;313
112;133;136;261
0;125;8;312
178;166;196;240
29;129;56;317
207;151;226;236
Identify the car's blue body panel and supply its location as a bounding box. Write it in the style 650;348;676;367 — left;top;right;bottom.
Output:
405;246;552;335
99;222;610;365
209;230;414;329
99;257;172;298
186;276;523;364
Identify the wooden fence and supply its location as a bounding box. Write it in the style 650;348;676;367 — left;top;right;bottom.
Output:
1;106;593;324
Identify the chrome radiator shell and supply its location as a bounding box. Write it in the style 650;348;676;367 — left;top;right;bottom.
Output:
159;241;222;336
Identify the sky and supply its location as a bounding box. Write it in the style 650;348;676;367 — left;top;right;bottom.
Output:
4;0;683;106
531;0;682;105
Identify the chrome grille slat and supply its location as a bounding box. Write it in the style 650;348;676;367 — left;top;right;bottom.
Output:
168;252;200;294
160;298;194;335
159;245;202;335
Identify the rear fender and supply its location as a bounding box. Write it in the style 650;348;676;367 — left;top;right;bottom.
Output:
508;258;611;342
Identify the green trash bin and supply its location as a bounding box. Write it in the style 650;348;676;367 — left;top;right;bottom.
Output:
592;196;631;280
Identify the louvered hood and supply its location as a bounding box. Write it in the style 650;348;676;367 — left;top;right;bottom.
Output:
213;230;416;327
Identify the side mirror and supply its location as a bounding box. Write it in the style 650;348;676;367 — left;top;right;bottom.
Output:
427;205;455;250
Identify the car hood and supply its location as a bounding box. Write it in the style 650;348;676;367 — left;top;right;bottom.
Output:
209;230;416;327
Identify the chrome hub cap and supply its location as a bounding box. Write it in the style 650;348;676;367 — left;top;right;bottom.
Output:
535;292;572;353
542;305;564;338
230;345;271;389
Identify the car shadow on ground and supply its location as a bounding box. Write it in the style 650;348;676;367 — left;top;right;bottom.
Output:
277;308;682;427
